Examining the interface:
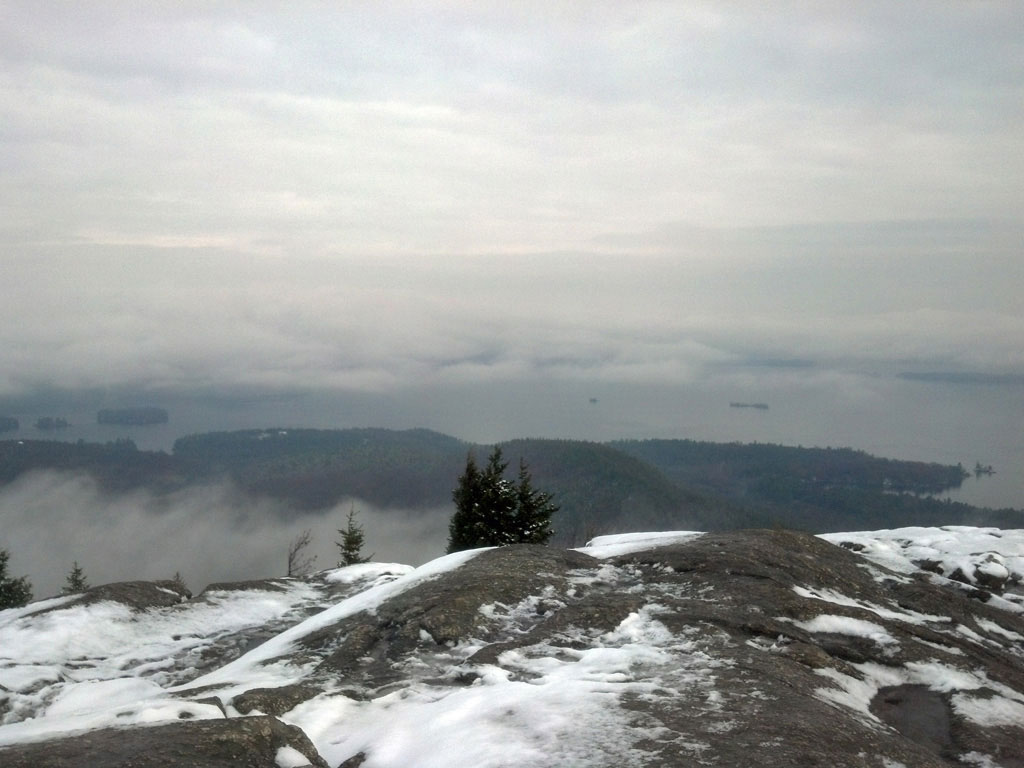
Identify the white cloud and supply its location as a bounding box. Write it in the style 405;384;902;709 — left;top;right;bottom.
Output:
0;2;1021;399
0;469;450;598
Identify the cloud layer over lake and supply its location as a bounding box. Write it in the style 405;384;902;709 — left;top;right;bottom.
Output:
2;2;1022;400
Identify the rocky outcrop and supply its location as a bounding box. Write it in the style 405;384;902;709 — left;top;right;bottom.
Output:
1;529;1022;767
78;579;193;608
596;530;1024;766
0;715;328;768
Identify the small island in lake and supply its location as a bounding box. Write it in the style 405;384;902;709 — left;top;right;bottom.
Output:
730;402;769;410
0;416;19;433
97;407;169;426
35;416;69;430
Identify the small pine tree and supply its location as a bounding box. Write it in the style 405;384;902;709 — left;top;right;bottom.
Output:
513;458;557;544
447;447;556;553
337;506;372;566
0;549;33;609
448;451;484;552
62;561;90;594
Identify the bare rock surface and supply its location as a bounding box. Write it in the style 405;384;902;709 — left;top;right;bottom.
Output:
2;529;1022;767
0;715;329;768
78;579;193;609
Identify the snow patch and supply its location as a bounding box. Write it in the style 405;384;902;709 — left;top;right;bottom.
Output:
785;615;899;651
284;604;723;768
820;527;1024;611
178;548;485;692
321;562;414;585
974;617;1024;643
275;744;313;767
578;531;703;559
812;658;1024;730
951;691;1024;728
45;678;166;718
792;585;949;625
0;697;224;746
960;751;1006;768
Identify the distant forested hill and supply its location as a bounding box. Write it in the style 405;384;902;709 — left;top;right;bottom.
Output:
0;438;184;492
611;439;1018;532
172;428;469;508
0;429;1018;543
497;439;758;544
611;439;968;494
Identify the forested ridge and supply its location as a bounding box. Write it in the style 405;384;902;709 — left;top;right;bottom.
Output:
0;428;1016;544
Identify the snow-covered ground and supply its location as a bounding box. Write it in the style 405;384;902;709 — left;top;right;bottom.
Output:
0;563;413;745
1;526;1022;767
821;526;1024;612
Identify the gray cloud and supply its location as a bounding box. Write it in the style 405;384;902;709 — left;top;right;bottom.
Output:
1;228;1021;402
0;2;1021;402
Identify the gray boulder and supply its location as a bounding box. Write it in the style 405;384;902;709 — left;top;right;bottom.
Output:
0;715;328;767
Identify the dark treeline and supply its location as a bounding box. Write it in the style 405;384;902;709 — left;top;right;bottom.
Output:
173;428;469;508
611;439;969;495
0;439;184;493
0;429;1017;545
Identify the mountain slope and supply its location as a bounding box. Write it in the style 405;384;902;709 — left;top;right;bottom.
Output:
2;430;1015;539
1;527;1022;767
499;438;755;544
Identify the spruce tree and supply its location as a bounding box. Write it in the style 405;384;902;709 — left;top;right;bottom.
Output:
337;507;372;566
447;447;556;553
0;549;32;609
448;451;484;552
62;561;90;594
513;458;557;544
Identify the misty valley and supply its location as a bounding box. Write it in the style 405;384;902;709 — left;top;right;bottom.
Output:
1;427;1017;571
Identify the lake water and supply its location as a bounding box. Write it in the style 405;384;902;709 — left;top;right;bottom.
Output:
4;371;1022;511
4;371;1022;597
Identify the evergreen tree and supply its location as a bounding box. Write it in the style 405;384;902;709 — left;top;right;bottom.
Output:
449;451;483;551
337;506;372;566
62;561;90;594
447;447;556;553
513;458;557;544
0;549;32;609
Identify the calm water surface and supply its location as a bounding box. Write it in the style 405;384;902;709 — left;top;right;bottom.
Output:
7;373;1022;511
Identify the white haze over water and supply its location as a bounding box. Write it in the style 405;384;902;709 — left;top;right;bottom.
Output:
0;471;450;599
2;2;1023;404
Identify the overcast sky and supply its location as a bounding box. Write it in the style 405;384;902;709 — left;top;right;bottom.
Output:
2;1;1023;402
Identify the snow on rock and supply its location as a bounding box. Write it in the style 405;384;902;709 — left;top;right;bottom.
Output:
285;605;714;768
176;549;483;694
783;614;900;653
821;527;1024;609
0;564;411;743
275;743;316;768
323;561;415;585
579;530;703;558
0;528;1023;767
